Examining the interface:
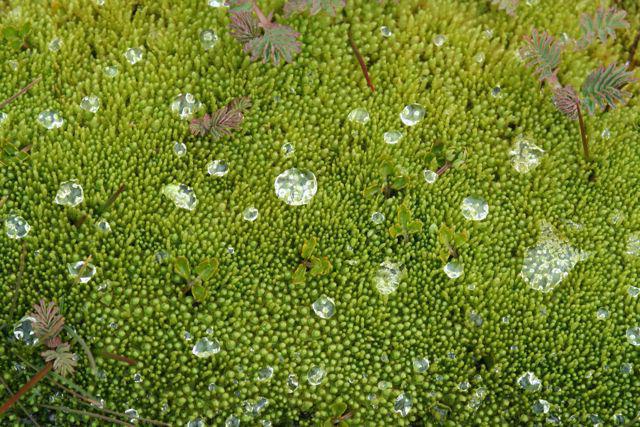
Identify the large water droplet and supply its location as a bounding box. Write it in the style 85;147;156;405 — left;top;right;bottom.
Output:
54;180;84;207
207;160;229;177
394;392;412;416
243;207;259;222
400;104;425;126
80;95;100;113
13;316;38;345
371;211;385;224
532;399;550;414
347;108;370;124
626;327;640;346
68;260;97;283
173;142;187;157
162;184;197;211
312;295;335;319
171;93;201;119
274;168;317;206
38;110;64;129
225;415;240;427
192;337;221;358
444;260;463;279
517;371;541;392
124;47;143;64
626;233;640;256
257;366;274;381
423;169;438;184
461;196;489;221
5;214;30;239
200;29;219;50
383;130;403;145
307;366;325;385
509;137;545;173
413;357;430;373
375;260;402;295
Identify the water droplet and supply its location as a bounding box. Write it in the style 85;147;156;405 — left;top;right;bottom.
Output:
133;373;142;383
626;233;640;256
613;414;626;425
371;211;385;224
96;219;111;233
601;128;611;139
13;316;37;345
400;103;426;126
443;260;463;279
225;415;240;427
394;392;412;416
526;0;540;5
257;366;274;381
521;222;588;292
104;65;118;77
532;399;550;414
458;381;470;391
5;214;30;239
184;331;192;340
287;373;299;392
375;260;402;295
80;95;100;113
461;196;489;221
470;311;483;326
474;52;485;63
312;295;335;319
281;142;295;156
162;184;197;211
491;86;502;98
226;246;235;255
260;421;272;427
628;286;640;298
187;418;206;427
483;28;494;39
200;29;218;50
377;380;392;390
54;180;84;207
0;112;7;125
626;327;640;346
48;37;62;52
243;207;259;222
509;137;545;173
380;26;393;37
423;169;438;184
413;357;430;373
124;47;143;65
621;362;633;374
68;260;97;283
171;93;201;119
347;108;370;124
124;409;139;422
96;281;109;292
173;142;187;157
208;0;227;6
383;130;403;145
433;34;446;46
155;250;170;264
192;337;221;358
307;366;325;385
206;159;229;177
596;308;609;320
208;383;217;391
517;371;541;392
274;168;318;206
38;109;64;129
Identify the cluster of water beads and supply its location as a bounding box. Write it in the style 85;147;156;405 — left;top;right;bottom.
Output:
171;93;201;119
13;316;38;345
375;260;402;295
312;295;335;319
80;95;100;113
54;180;84;207
509;137;545;173
400;103;425;126
243;207;259;221
521;222;588;292
5;214;30;239
274;168;317;206
192;337;221;358
162;184;197;211
394;392;412;416
626;327;640;346
38;109;64;129
517;371;542;392
461;196;489;221
347;108;370;124
307;366;325;385
68;260;97;283
207;160;229;177
200;29;218;50
124;47;143;65
383;130;403;145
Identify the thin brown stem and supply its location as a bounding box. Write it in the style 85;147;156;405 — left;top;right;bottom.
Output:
0;361;53;415
98;182;125;214
252;2;271;28
39;404;134;427
348;31;375;92
75;255;93;284
0;76;42;110
97;350;137;366
436;161;452;176
628;28;640;70
0;376;41;426
576;104;589;160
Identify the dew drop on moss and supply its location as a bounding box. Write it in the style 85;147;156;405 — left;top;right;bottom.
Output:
383;130;403;144
80;95;100;113
173;141;187;157
626;327;640;346
461;196;488;221
532;399;550;414
509;137;545;173
225;415;240;427
171;93;201;119
13;316;37;345
413;357;430;372
375;261;402;295
0;112;8;125
5;214;30;239
380;26;393;37
400;104;425;126
626;233;639;256
48;37;62;52
96;218;111;233
54;180;84;207
200;29;218;51
124;47;143;64
423;169;438;184
103;65;118;77
347;108;370;124
433;34;446;46
192;337;221;358
207;160;228;177
243;207;259;221
287;374;299;392
187;418;206;427
68;261;97;283
371;211;385;224
274;168;317;206
281;142;295;156
517;371;541;392
162;184;197;211
37;109;64;129
312;295;335;319
307;366;325;385
394;392;412;416
444;260;463;279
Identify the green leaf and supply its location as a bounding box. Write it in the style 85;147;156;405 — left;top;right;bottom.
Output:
244;23;301;66
519;28;561;84
438;247;450;264
192;283;210;302
577;7;629;49
322;418;334;427
331;401;348;416
174;256;191;280
406;220;423;234
362;183;380;198
2;27;18;39
390;176;408;190
388;224;403;239
226;0;253;12
379;160;395;178
301;237;317;259
195;258;218;281
19;23;31;35
291;264;307;284
310;256;332;276
1;143;29;167
581;63;636;115
396;204;412;228
11;39;22;50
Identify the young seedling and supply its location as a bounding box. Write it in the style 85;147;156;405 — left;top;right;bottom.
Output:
425;142;465;177
0;300;77;415
389;203;423;242
520;10;636;162
1;23;31;51
174;256;219;302
291;237;332;284
323;401;353;426
190;97;252;139
437;224;469;263
363;157;410;199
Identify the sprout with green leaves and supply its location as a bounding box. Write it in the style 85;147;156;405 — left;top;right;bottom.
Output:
291;237;332;284
389;203;423;242
363;157;410;199
174;256;219;302
436;224;469;264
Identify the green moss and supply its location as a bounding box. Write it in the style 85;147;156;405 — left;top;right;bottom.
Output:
1;0;640;425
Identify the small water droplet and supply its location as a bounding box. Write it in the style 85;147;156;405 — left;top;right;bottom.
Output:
444;260;463;279
400;103;426;126
628;286;640;298
394;392;412;416
184;331;192;340
461;196;489;221
307;366;325;385
433;34;446;46
257;366;274;381
80;95;100;113
68;260;97;283
517;371;541;392
243;207;259;222
206;159;229;177
375;260;402;295
620;362;633;374
208;0;227;6
200;29;218;50
312;295;335;319
287;373;299;392
532;399;550;414
423;169;438;184
347;108;370;124
54;180;84;207
383;130;403;145
281;142;295;156
38;109;64;129
173;141;187;157
187;418;206;427
601;128;611;139
192;337;221;358
162;184;197;211
413;357;430;373
225;415;240;427
458;381;470;391
274;168;318;206
0;112;8;125
124;409;139;422
48;37;62;52
509;137;545;173
474;52;485;63
13;316;38;345
104;65;118;77
380;26;393;37
124;47;143;64
491;86;502;98
5;214;30;239
626;233;640;256
626;327;640;346
596;308;609;320
371;211;385;224
171;93;201;119
133;373;142;383
96;218;111;233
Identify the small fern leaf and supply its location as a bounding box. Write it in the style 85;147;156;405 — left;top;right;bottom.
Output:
30;300;65;343
520;28;562;84
490;0;519;16
41;343;77;377
581;63;636;115
577;7;629;49
244;23;301;66
229;11;261;45
552;85;580;121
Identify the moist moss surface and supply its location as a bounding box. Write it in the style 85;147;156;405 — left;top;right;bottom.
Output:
1;0;640;425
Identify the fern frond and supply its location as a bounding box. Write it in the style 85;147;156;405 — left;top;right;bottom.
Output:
244;23;301;66
577;7;629;49
190;97;252;139
581;63;636;115
229;11;261;45
490;0;519;16
41;343;77;377
552;85;580;120
520;28;562;84
30;300;65;345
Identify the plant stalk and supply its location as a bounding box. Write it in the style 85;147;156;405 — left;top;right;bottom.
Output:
38;404;134;427
0;377;41;426
576;104;589;160
0;361;53;415
97;350;137;366
348;30;375;92
0;76;42;110
628;28;640;70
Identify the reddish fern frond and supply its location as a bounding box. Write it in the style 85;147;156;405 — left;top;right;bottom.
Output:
229;11;261;44
552;85;580;120
520;29;562;84
41;343;77;377
284;0;346;17
229;96;252;113
30;300;65;344
491;0;519;16
244;23;301;65
577;7;629;49
225;0;253;12
190;97;252;139
581;63;636;115
190;114;212;137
